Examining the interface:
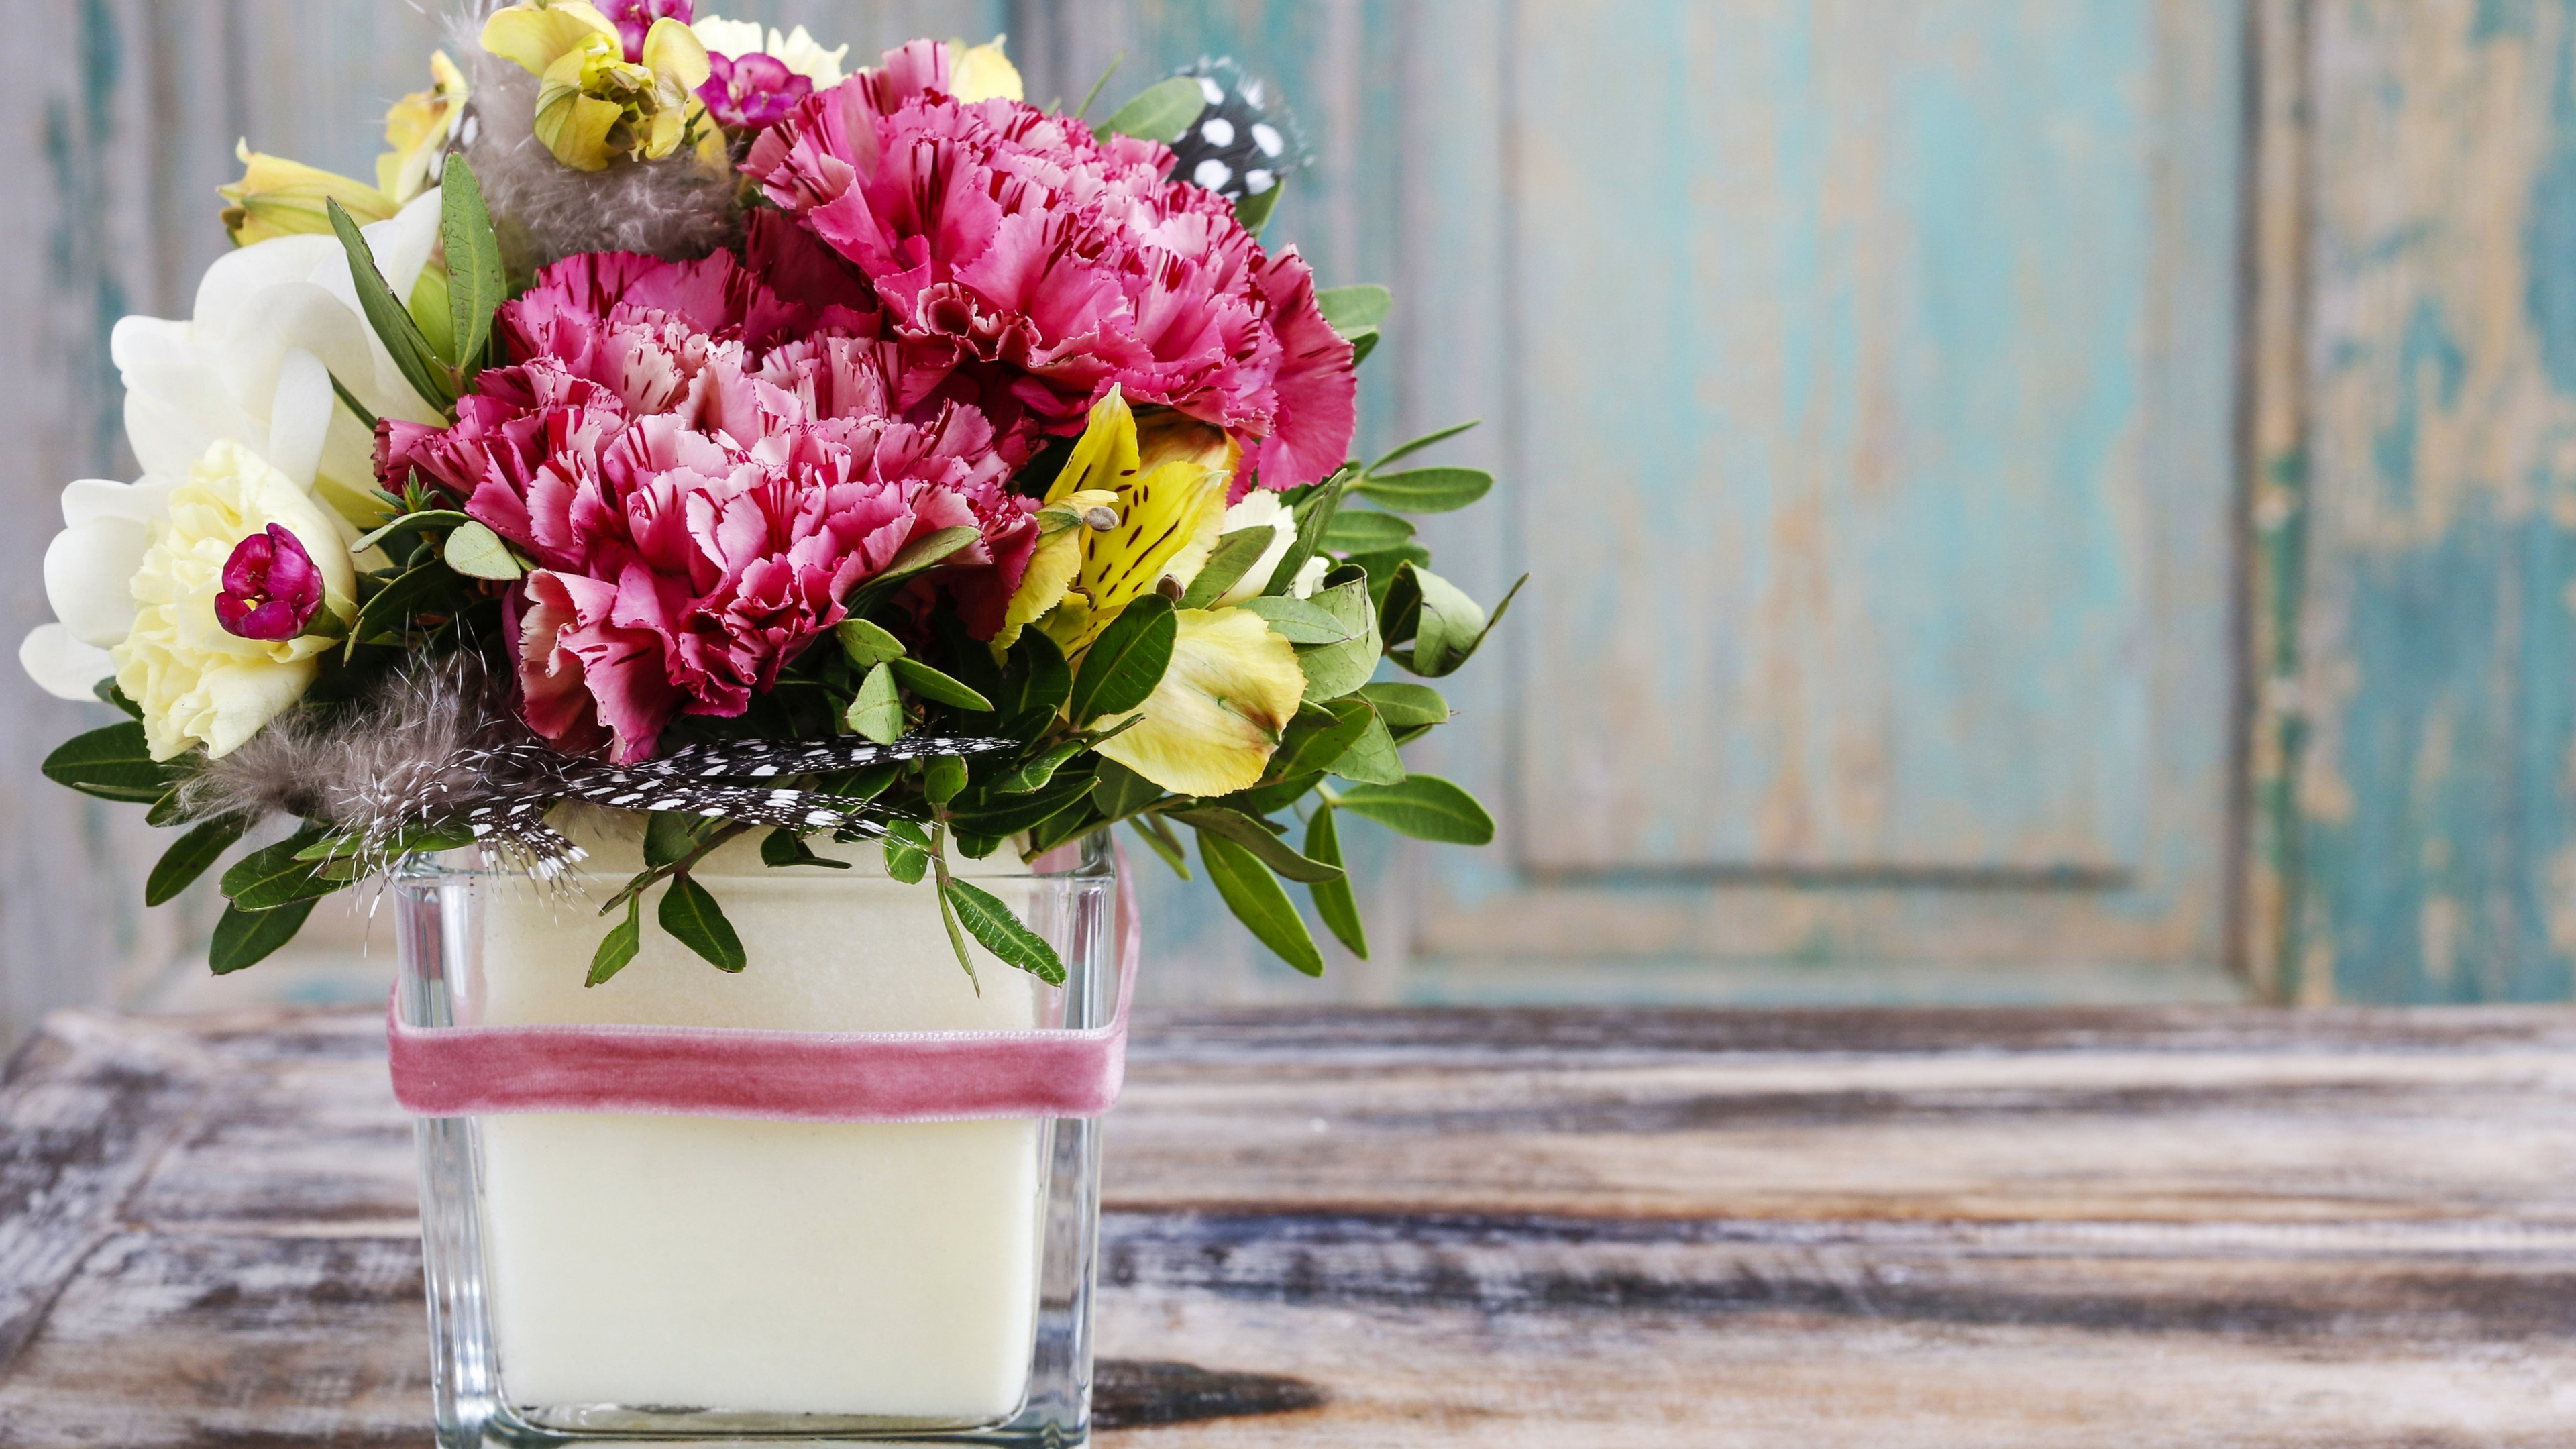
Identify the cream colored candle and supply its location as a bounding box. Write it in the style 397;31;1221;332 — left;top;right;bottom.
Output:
464;820;1055;1422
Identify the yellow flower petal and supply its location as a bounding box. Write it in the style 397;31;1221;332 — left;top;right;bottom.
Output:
535;42;629;171
218;142;394;247
642;16;712;92
1095;608;1306;797
948;35;1024;103
377;50;470;202
482;0;619;77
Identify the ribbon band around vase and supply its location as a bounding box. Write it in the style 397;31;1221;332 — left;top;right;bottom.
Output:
387;858;1140;1125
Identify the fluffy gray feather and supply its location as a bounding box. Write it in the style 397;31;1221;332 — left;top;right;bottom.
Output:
447;5;742;270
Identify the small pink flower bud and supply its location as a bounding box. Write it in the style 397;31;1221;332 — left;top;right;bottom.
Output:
214;524;325;641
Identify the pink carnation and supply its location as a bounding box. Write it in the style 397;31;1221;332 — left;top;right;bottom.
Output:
744;42;1356;491
380;238;1036;762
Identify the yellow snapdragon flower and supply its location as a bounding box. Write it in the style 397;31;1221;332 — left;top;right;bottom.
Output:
483;0;716;172
947;35;1024;103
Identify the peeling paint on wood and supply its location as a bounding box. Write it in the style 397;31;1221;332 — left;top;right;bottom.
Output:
2280;0;2576;1001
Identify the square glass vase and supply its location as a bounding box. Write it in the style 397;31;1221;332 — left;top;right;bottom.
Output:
392;826;1116;1448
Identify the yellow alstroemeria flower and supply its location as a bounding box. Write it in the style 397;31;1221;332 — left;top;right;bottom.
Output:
1093;607;1305;798
217;143;395;247
995;390;1309;795
1009;389;1236;657
947;34;1024;103
378;50;470;203
485;1;715;172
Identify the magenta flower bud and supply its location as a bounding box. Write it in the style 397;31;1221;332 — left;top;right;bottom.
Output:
698;51;812;131
213;523;325;641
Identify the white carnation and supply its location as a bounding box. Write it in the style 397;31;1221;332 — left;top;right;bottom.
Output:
113;441;356;761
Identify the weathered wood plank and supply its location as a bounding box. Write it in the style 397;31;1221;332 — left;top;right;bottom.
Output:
2284;0;2576;1002
3;1004;2575;1444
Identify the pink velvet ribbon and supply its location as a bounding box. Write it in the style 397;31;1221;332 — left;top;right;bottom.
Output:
387;862;1138;1124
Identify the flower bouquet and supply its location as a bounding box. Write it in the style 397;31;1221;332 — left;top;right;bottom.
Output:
25;3;1515;1443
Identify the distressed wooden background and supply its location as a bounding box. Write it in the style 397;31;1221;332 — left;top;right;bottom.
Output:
15;0;2576;1031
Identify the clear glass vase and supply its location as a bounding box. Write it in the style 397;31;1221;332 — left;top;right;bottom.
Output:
392;825;1117;1448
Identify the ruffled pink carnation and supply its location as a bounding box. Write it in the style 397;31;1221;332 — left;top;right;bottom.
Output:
744;41;1356;492
380;229;1036;762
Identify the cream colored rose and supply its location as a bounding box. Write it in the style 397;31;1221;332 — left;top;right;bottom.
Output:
113;440;356;761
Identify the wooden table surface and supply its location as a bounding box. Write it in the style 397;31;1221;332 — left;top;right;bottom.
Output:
1;1004;2573;1447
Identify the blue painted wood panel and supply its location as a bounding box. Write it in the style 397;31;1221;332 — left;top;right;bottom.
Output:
1519;0;2167;873
2282;0;2576;1002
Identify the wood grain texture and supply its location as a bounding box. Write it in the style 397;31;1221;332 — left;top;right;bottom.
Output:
3;1004;2575;1446
2288;0;2576;1002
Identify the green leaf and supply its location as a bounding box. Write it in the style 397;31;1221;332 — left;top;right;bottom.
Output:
883;820;932;883
1355;466;1493;514
1316;284;1391;335
328;370;380;431
443;519;523;580
846;661;905;743
1222;771;1326;818
1068;592;1177;723
998;739;1087;794
1320;507;1416;553
1330;711;1407;786
220;828;343;910
1357;682;1451;729
1349;331;1380;368
659;874;747;971
1131;814;1191;879
1305;804;1368;959
1262;467;1354;596
350;508;472;555
836;617;907;668
1176;527;1279;610
1233;595;1354;645
643;810;716;869
440;157;503;377
761;828;849;870
209;897;319;975
945;775;1095;838
350;559;466;646
1271;698;1375;782
146;815;251;908
847;526;983;613
42;722;176;804
1091;758;1165;820
293;822;475;861
890;657;994;712
924;753;969;806
1171;806;1344;883
1199;832;1323;975
1293;575;1383;702
588;896;641;987
1370;420;1480;472
942;879;1067;985
933;856;978;986
1234;181;1283;236
1333;774;1495;845
1386;568;1525;678
93;679;142;718
1104;74;1205;142
327;198;453;412
1004;630;1073;718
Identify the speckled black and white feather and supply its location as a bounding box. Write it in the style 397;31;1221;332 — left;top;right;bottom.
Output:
1162;58;1309;203
182;654;996;883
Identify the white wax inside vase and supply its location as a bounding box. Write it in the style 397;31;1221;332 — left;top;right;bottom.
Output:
469;817;1053;1422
